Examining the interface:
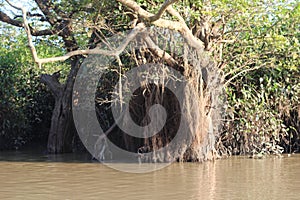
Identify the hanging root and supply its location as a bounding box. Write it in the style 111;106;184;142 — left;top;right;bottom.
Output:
93;135;112;161
94;28;224;163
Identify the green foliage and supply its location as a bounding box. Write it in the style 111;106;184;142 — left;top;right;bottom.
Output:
221;1;300;155
0;0;299;155
224;68;300;155
0;24;67;149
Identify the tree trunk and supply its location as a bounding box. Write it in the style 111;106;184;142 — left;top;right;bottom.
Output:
41;58;81;153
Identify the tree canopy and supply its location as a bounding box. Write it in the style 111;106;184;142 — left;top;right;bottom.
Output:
0;0;299;158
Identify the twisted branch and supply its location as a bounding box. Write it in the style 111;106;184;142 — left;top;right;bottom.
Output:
117;0;204;49
4;0;204;68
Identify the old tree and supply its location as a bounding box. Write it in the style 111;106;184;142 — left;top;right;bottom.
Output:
1;0;299;159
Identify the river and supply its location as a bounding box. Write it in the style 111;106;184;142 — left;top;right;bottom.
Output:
0;151;299;200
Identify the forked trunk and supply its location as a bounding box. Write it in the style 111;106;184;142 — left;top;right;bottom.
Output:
41;58;80;153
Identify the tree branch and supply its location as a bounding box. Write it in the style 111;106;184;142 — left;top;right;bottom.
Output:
4;0;146;67
14;12;44;19
35;23;145;64
4;0;78;51
149;0;179;22
117;0;204;49
34;0;58;25
5;0;42;67
0;10;22;27
166;6;186;24
40;71;62;98
0;11;54;36
143;35;178;67
4;0;203;69
224;63;269;87
36;23;145;64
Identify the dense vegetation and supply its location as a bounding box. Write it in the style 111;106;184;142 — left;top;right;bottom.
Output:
0;0;299;158
0;25;68;149
218;1;300;155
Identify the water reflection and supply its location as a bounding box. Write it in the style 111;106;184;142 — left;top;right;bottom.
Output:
0;153;299;200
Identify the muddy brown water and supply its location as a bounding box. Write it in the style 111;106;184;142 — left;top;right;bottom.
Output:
0;151;299;200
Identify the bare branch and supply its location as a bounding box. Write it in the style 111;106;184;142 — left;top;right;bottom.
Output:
217;40;235;43
224;60;254;78
166;6;186;24
4;0;147;67
149;0;179;22
224;63;269;87
14;12;44;19
143;35;178;67
5;0;42;67
34;0;58;25
0;11;54;36
4;0;202;69
117;0;204;49
0;10;23;27
5;0;21;10
36;23;146;64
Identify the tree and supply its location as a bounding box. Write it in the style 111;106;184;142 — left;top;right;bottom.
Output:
1;0;221;158
0;0;299;159
219;1;300;155
0;24;67;149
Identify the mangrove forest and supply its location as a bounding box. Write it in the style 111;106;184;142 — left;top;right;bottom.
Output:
0;0;299;162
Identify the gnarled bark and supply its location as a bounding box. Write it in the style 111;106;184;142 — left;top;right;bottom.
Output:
41;58;81;153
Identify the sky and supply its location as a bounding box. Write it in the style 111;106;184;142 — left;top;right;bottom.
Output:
0;0;39;18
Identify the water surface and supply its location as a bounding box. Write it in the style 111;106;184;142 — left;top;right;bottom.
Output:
0;152;299;200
